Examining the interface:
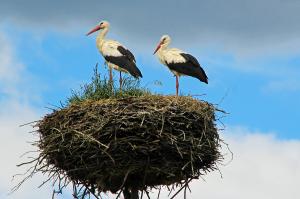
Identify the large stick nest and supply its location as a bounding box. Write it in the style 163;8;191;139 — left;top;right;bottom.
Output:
36;95;222;195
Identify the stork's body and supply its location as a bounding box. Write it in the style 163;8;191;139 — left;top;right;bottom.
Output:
154;35;208;96
87;21;142;89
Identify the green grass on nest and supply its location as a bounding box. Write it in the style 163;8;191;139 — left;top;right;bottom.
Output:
67;65;150;105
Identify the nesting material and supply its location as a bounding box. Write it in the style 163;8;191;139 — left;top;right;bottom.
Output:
37;95;222;194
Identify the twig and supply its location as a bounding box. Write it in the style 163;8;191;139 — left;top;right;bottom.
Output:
170;178;193;199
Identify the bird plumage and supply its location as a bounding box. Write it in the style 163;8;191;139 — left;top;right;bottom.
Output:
158;48;186;65
172;53;208;83
87;21;142;81
154;35;208;84
100;40;142;78
154;35;208;96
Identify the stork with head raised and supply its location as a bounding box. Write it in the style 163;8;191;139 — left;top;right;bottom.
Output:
86;20;142;90
153;35;208;96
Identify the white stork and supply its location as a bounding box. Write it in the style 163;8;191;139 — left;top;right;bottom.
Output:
153;35;208;96
86;21;142;89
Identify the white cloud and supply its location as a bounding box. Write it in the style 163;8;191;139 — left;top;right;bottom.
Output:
1;0;300;56
0;101;53;199
151;126;300;199
0;32;25;97
0;30;51;199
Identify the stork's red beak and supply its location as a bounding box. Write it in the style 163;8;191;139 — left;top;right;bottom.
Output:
86;25;101;36
153;42;162;54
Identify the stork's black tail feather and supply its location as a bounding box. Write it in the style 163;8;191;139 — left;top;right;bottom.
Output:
130;63;143;78
195;67;208;84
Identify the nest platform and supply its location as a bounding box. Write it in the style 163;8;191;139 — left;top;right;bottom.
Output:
36;95;222;197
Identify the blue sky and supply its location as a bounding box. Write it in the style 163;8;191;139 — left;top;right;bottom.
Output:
0;1;300;199
3;22;299;139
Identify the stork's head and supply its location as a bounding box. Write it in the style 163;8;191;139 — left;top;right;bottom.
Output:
86;20;110;36
153;35;171;54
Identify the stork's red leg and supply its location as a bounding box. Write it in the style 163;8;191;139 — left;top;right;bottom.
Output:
119;71;122;91
176;75;179;96
109;67;113;82
109;67;113;90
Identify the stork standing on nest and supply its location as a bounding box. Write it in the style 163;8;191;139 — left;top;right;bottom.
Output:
86;21;142;90
153;35;208;96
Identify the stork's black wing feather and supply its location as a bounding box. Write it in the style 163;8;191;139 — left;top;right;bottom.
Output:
117;46;136;63
180;53;200;67
104;55;142;78
166;53;208;84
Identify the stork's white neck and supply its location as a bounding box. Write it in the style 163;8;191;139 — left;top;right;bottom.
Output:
156;47;167;65
96;26;109;49
156;42;170;58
